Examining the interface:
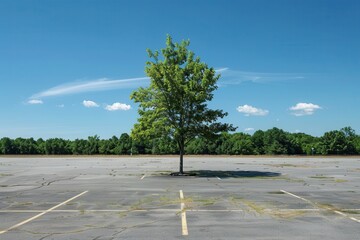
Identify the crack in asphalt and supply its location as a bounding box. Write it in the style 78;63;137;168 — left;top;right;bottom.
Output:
39;175;78;188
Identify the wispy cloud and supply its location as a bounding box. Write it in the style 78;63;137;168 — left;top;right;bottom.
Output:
27;99;43;105
83;100;99;108
30;77;150;100
244;127;255;132
217;68;304;85
105;102;131;111
289;102;321;116
237;104;269;116
28;67;304;102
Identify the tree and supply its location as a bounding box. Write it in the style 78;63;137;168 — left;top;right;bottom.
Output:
131;35;235;174
118;133;132;154
252;130;265;155
319;127;357;155
230;133;254;155
87;135;100;155
0;137;14;154
262;128;291;155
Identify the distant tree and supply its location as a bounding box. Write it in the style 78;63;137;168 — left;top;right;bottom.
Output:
118;133;132;154
36;138;46;154
252;130;265;155
262;128;292;155
131;138;152;155
0;137;14;154
289;133;319;155
320;127;357;155
354;135;360;154
44;138;71;155
151;135;177;154
214;132;231;154
99;137;116;155
72;139;88;155
186;137;209;154
230;133;254;155
131;35;235;174
87;135;100;155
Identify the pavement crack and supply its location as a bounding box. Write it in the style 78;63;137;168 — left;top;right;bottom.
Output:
41;176;78;187
37;233;54;240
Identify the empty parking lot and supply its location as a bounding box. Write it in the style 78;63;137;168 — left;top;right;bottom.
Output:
0;156;359;239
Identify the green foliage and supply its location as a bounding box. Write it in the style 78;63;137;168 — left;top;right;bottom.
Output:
0;126;359;156
319;127;356;155
130;35;235;172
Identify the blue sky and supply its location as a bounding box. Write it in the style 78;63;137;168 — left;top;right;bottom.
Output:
1;0;359;139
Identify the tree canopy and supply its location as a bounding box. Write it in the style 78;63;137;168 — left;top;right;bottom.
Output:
130;35;236;173
1;127;360;156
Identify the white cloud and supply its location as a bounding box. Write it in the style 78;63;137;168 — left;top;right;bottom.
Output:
244;128;255;132
30;77;150;99
237;105;269;116
57;104;65;108
28;68;304;101
83;100;99;108
290;102;321;116
28;99;43;105
105;102;131;111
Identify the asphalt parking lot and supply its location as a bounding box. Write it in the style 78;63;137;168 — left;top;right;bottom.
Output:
0;156;359;239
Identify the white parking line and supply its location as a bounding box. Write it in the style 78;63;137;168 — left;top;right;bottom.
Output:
0;190;88;235
350;217;360;223
280;190;312;204
141;174;146;180
3;208;359;213
179;190;188;236
281;189;360;224
216;176;221;180
334;210;347;217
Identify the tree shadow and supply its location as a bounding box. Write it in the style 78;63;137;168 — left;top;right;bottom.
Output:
171;170;281;178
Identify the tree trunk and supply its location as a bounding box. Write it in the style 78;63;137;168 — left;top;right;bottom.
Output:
179;142;184;174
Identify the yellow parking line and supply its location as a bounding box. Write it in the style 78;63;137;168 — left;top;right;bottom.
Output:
179;190;188;236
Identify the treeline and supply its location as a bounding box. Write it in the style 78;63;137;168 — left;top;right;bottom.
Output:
1;127;359;155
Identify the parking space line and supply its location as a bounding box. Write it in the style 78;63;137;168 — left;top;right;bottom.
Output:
350;217;360;223
141;174;146;180
281;189;360;224
0;190;88;235
179;190;188;236
280;190;312;204
6;208;358;213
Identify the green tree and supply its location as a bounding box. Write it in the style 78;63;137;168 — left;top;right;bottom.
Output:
118;133;132;154
0;137;14;154
44;138;71;155
87;135;100;155
262;128;292;155
131;35;235;174
290;132;319;155
72;139;88;155
186;137;209;154
230;133;254;155
252;130;265;155
319;127;357;155
36;138;46;154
